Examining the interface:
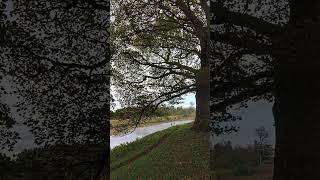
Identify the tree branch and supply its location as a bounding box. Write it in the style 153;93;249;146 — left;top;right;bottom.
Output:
211;31;271;55
12;44;108;70
211;83;273;111
124;51;198;73
211;2;284;37
132;86;196;129
175;0;205;29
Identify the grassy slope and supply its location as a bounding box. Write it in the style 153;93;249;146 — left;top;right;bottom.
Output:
211;148;274;180
211;163;273;180
110;123;210;180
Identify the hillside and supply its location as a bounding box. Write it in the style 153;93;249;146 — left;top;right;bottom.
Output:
110;123;210;179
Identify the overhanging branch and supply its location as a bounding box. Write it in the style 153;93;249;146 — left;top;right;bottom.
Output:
211;31;271;55
211;83;273;111
211;2;284;37
132;85;196;130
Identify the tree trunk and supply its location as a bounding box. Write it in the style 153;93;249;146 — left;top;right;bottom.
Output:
272;90;280;179
273;61;320;180
272;1;320;178
192;67;210;132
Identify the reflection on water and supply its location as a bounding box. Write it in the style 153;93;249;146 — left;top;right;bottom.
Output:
110;120;193;149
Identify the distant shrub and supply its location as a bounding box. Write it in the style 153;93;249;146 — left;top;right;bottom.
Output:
232;162;254;176
111;106;195;120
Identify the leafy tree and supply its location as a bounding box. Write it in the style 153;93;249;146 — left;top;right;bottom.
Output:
210;0;281;176
0;103;19;152
5;0;109;146
111;0;210;131
111;106;194;121
254;126;273;165
12;144;105;180
0;0;19;153
189;101;195;108
1;0;110;179
209;0;282;134
211;0;320;178
255;127;269;148
211;141;259;172
111;0;277;135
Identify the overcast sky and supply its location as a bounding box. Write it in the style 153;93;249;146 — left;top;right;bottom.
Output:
213;100;275;147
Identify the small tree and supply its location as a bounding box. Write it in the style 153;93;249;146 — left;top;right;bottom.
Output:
189;101;195;109
254;126;273;165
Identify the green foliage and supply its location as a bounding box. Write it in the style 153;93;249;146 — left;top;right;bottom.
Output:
211;141;260;169
211;140;274;179
111;125;179;169
232;162;255;176
111;0;202;129
1;0;109;148
111;105;195;120
0;144;106;180
111;107;143;120
0;103;19;151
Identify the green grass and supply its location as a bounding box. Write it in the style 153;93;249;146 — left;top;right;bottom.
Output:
210;149;274;180
110;125;180;169
110;123;209;180
210;163;273;180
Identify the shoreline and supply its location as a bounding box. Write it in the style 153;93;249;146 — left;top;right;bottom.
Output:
110;115;195;135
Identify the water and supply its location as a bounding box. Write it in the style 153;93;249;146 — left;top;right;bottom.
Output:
110;120;193;149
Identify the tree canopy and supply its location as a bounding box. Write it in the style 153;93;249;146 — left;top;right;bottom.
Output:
0;0;19;152
1;0;110;178
209;0;289;134
1;0;109;147
111;0;208;128
111;0;284;134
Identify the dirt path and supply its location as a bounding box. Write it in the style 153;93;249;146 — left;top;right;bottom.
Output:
110;131;173;171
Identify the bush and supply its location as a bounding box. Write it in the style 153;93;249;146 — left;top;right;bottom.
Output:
232;162;254;176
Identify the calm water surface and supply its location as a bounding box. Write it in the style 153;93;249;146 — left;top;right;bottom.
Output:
110;120;193;149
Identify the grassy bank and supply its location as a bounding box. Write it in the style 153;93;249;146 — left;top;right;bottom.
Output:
210;142;274;180
110;114;195;135
110;123;209;179
110;122;273;179
211;162;273;180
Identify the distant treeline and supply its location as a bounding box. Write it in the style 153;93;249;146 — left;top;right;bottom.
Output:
111;106;195;120
211;140;273;174
0;144;105;180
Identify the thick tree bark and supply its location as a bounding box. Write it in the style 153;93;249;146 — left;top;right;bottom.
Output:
192;67;210;132
273;61;320;180
192;13;210;132
272;83;282;180
272;1;320;178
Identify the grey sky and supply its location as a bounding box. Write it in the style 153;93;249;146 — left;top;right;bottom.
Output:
213;100;275;147
1;77;36;156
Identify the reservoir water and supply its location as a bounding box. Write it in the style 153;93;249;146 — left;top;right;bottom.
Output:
110;120;193;149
